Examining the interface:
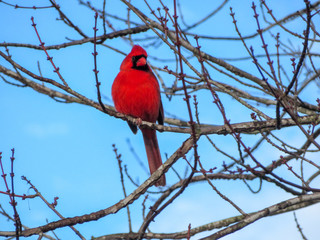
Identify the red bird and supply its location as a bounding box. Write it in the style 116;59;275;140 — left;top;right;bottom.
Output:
112;45;166;186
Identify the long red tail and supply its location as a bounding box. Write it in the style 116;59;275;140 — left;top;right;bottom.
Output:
141;128;166;186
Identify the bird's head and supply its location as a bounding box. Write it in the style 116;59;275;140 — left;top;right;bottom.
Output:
120;45;149;71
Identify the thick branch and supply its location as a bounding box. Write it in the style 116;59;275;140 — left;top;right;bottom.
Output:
0;26;149;50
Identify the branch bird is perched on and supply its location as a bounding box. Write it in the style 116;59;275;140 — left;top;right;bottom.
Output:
112;45;166;186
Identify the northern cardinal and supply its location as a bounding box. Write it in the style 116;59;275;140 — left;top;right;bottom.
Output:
112;45;166;186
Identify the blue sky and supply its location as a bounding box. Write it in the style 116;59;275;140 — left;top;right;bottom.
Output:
1;0;320;239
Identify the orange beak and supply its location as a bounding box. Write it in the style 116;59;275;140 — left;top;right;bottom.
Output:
136;56;147;67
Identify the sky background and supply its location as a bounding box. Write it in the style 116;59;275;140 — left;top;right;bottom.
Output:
1;0;320;239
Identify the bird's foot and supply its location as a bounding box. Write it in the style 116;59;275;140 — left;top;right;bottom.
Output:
134;117;143;127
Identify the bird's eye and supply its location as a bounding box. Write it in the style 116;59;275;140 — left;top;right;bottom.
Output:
132;56;137;63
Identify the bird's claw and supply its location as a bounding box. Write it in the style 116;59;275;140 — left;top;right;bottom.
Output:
134;117;143;127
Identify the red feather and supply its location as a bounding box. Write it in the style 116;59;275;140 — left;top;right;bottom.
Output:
112;45;166;186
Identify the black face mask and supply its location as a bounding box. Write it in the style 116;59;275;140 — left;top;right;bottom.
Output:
132;55;149;71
